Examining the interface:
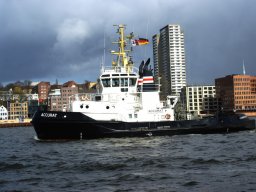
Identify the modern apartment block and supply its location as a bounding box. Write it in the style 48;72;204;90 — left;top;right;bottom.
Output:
215;74;256;113
153;24;187;98
181;85;218;119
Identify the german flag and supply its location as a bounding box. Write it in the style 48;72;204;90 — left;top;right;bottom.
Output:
132;38;149;46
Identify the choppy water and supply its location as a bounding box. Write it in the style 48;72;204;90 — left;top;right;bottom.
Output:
1;127;256;192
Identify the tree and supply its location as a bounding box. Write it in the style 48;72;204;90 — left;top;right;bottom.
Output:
13;86;23;94
31;85;38;94
4;83;15;91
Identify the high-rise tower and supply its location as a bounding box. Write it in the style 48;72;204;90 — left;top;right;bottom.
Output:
152;34;160;81
153;24;187;98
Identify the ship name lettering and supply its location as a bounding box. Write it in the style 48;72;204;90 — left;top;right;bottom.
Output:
148;109;163;113
41;113;57;118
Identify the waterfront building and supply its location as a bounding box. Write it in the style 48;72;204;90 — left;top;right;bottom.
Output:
0;91;39;118
8;101;28;120
49;81;78;111
48;89;61;111
25;94;39;101
215;74;256;115
25;94;39;118
180;85;218;119
0;91;12;101
61;81;78;111
37;81;51;103
153;24;187;98
0;105;8;120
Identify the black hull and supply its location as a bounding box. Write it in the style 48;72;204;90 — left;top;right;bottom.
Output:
31;111;256;140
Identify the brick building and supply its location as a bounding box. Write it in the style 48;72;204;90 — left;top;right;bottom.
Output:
49;81;78;111
37;82;51;103
215;74;256;114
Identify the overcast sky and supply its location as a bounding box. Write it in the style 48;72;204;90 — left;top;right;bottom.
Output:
0;0;256;85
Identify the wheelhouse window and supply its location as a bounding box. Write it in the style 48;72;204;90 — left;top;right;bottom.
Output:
102;79;110;87
121;78;128;87
129;78;137;86
102;77;137;88
101;74;110;77
112;78;120;87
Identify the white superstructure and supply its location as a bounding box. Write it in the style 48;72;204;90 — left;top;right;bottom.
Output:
69;25;178;122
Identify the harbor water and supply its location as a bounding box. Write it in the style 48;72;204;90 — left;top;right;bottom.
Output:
1;127;256;192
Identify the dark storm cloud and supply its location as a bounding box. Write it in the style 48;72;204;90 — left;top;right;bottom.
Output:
181;0;256;84
0;0;256;84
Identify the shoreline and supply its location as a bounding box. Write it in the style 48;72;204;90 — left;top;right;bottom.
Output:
0;119;32;128
0;122;32;128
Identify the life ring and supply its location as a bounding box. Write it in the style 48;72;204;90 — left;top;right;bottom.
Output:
165;114;171;119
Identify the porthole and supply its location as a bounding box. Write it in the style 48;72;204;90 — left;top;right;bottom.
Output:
80;104;83;109
106;106;110;109
86;105;89;109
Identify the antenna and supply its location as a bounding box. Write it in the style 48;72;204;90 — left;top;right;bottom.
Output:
103;31;106;66
243;60;246;75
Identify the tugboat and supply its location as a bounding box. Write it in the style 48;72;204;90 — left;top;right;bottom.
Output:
32;24;255;140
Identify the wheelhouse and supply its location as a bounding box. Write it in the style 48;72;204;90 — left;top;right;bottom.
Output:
100;70;138;93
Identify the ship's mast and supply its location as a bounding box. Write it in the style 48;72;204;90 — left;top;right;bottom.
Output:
112;24;133;73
